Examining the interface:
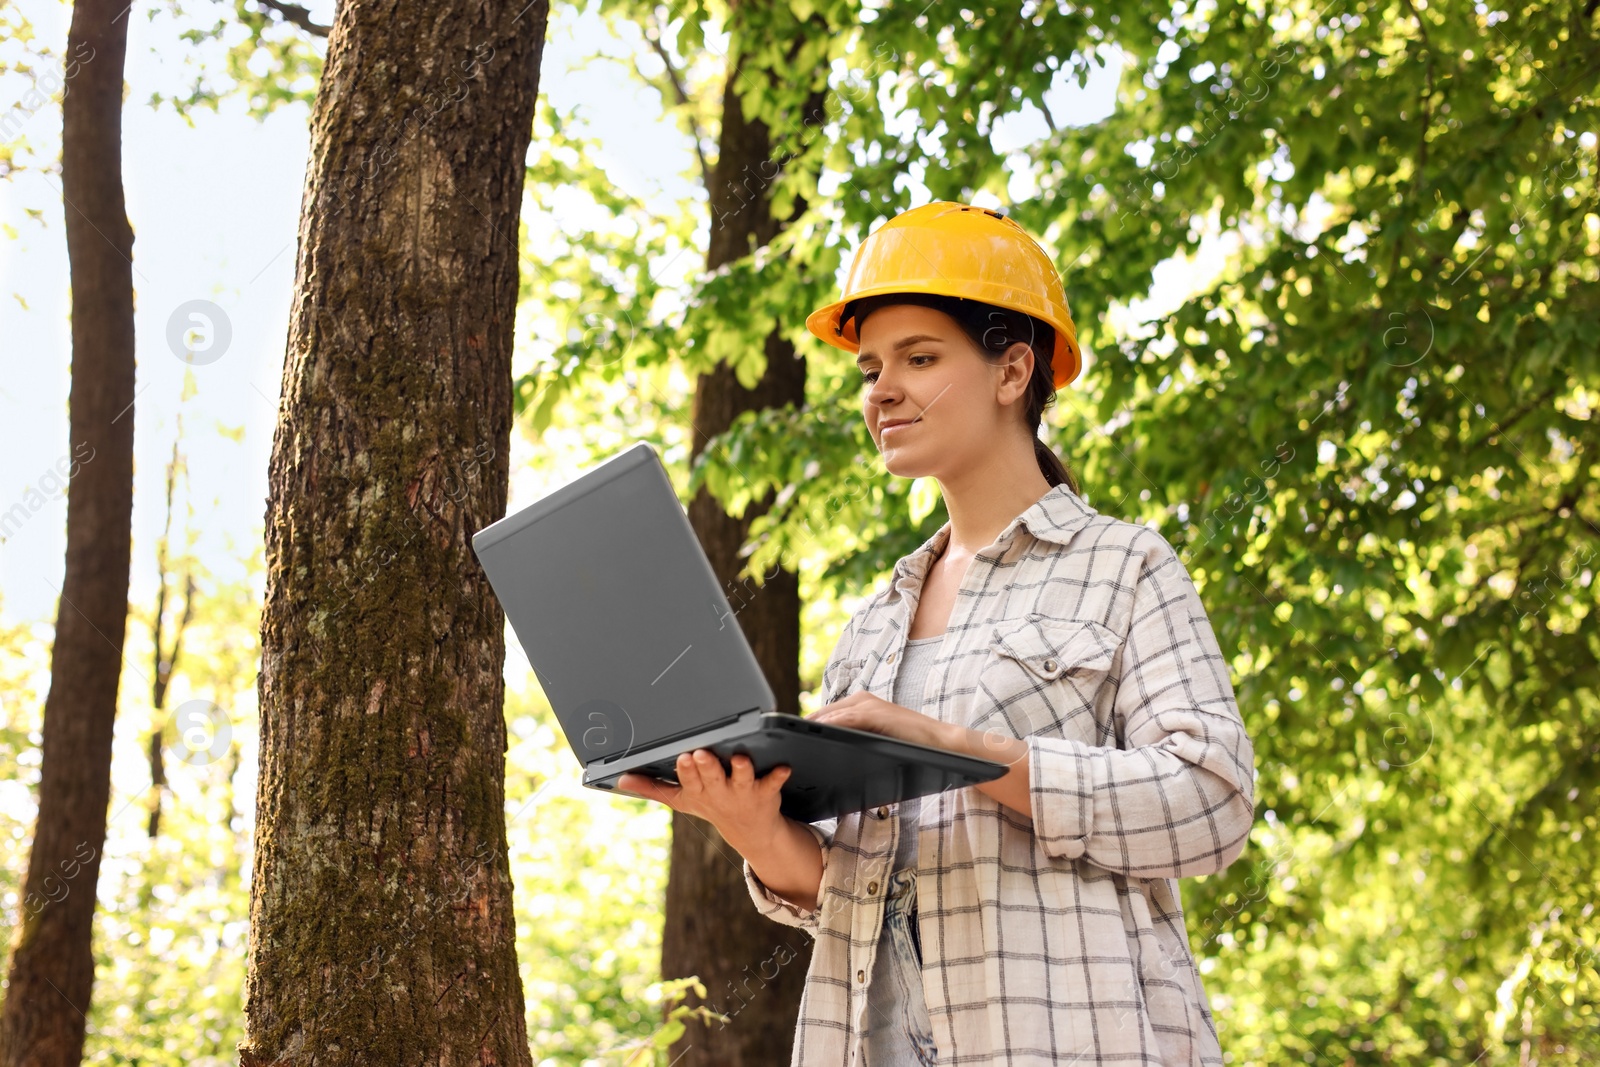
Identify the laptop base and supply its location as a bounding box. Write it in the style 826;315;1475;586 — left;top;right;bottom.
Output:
585;711;1008;823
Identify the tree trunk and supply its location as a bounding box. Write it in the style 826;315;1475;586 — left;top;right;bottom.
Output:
238;2;548;1063
662;41;825;1066
146;437;195;843
0;0;136;1062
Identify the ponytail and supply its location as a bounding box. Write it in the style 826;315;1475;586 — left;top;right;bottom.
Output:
1033;435;1080;495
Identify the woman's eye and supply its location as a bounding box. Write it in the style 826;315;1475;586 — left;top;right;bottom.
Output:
859;356;932;385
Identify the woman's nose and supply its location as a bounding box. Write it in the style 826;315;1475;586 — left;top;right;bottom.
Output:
866;365;901;406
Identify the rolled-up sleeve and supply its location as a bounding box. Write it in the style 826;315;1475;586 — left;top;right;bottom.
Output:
743;816;838;932
744;613;864;929
1028;531;1256;879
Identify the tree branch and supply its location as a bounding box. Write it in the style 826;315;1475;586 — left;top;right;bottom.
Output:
1463;384;1560;454
1399;0;1433;179
254;0;331;37
639;9;709;189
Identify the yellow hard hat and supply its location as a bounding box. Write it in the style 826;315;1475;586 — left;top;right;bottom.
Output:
806;201;1082;390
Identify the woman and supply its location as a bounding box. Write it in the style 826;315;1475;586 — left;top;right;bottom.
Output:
618;201;1256;1066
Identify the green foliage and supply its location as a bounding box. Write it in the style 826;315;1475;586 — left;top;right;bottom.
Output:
4;0;1593;1058
0;547;692;1064
518;0;1600;1060
504;678;681;1062
613;977;732;1066
0;2;54;180
1014;3;1600;1060
0;617;50;968
144;0;324;119
87;551;259;1063
0;560;255;1065
516;100;706;437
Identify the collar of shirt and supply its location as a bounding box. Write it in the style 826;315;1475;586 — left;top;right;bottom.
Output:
888;483;1102;599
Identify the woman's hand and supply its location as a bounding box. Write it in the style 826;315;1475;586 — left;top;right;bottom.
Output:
615;751;791;849
814;695;1034;815
807;692;957;751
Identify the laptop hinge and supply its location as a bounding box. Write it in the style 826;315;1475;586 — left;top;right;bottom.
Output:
596;707;763;764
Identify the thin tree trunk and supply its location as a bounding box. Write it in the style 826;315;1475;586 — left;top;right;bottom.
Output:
0;0;136;1061
662;38;826;1066
147;434;195;842
238;1;548;1063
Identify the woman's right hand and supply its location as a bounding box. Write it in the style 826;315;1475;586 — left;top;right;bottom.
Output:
616;749;792;849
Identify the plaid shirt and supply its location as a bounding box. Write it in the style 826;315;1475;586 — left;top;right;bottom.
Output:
743;484;1256;1066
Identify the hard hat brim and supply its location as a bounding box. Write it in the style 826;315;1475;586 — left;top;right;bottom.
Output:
806;283;1083;391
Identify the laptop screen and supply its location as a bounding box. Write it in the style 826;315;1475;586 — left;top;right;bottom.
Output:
473;443;777;769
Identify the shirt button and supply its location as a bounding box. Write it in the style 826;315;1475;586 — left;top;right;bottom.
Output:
1044;658;1059;672
867;880;879;895
887;650;897;663
857;969;866;983
875;806;888;818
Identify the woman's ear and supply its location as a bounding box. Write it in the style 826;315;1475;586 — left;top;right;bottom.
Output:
995;341;1034;404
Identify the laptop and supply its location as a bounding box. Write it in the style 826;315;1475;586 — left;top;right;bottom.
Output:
470;441;1006;823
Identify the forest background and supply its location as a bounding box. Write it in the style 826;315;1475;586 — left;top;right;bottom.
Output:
0;0;1595;1062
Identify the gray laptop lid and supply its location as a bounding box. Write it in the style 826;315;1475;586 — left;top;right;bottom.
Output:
472;442;776;768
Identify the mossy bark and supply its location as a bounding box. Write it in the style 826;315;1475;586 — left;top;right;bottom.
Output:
0;1;135;1063
660;31;828;1067
238;2;547;1063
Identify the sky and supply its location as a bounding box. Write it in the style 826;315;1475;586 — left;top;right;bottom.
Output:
0;0;1159;632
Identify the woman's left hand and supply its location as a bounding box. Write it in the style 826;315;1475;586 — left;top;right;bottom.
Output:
807;692;956;752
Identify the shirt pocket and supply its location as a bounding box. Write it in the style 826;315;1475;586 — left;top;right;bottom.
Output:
970;615;1121;744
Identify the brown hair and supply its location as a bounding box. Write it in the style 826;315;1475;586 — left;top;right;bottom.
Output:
843;292;1081;495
